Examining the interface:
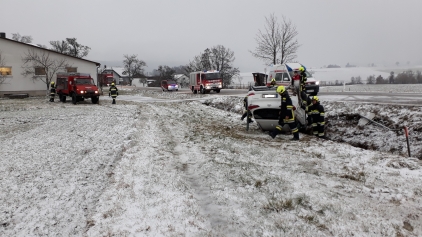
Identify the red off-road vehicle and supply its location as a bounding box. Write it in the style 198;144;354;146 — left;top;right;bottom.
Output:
56;72;100;104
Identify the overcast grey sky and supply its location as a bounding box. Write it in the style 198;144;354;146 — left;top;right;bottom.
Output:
2;0;421;72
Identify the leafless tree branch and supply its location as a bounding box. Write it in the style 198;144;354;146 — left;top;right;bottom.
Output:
185;45;239;86
12;33;33;44
122;54;147;86
250;14;300;65
21;48;69;90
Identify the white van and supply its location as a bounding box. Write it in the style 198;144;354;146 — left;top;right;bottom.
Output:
268;63;319;95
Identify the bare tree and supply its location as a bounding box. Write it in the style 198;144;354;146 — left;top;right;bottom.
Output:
236;75;243;88
21;48;69;91
49;38;90;58
49;40;69;54
0;51;7;84
186;45;239;87
250;14;300;65
157;65;175;79
122;54;147;86
12;33;33;43
366;75;376;84
138;78;148;87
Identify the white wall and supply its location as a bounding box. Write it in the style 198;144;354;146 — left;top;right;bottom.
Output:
0;38;99;96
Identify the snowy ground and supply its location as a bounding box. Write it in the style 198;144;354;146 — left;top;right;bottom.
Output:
1;88;421;236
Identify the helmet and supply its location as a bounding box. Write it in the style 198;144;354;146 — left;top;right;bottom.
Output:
51;81;55;85
276;85;285;94
312;96;319;102
271;78;276;82
299;66;305;72
111;82;115;86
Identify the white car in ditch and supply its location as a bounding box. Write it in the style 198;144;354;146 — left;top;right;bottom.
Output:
245;86;307;132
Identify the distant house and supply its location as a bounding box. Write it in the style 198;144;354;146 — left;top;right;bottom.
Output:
0;33;100;97
99;67;121;85
174;74;189;88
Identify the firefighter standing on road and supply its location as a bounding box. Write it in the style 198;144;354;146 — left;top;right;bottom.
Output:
299;66;307;92
308;96;325;138
109;82;119;104
269;85;299;140
49;81;56;102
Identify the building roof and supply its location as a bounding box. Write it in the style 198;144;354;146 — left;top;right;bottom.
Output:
174;74;188;79
0;37;101;67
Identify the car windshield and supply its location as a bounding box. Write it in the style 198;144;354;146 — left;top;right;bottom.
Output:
306;71;313;77
75;79;94;85
205;73;221;80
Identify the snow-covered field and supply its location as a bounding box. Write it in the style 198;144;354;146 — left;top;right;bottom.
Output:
1;89;421;236
320;83;422;93
239;65;422;85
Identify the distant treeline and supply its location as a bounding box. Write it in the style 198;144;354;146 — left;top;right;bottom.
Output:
320;70;422;86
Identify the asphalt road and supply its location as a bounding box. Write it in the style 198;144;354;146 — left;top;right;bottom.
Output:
125;86;422;106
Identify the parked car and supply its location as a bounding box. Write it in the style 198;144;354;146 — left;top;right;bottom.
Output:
161;80;179;91
245;86;306;131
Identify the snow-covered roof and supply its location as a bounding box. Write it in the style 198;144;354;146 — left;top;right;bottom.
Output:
105;67;125;77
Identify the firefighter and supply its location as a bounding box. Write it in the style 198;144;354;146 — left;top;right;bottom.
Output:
109;82;119;104
292;70;300;95
299;66;307;93
269;78;277;87
269;85;299;140
240;95;253;123
49;81;56;102
308;96;325;138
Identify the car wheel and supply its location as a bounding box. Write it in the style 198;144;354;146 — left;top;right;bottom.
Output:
92;96;99;104
215;89;221;93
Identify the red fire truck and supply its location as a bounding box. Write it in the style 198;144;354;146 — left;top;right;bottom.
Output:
99;73;114;87
189;70;222;94
56;72;100;104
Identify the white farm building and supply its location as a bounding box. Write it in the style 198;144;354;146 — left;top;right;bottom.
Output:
0;33;100;97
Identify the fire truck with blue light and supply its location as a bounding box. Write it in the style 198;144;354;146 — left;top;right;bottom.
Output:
189;70;223;94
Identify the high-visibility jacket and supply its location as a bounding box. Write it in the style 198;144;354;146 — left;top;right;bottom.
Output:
279;91;295;124
308;102;325;125
109;85;118;97
300;71;307;91
50;85;56;96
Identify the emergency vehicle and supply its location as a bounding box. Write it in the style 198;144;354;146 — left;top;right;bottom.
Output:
161;80;179;91
189;70;222;94
55;72;100;104
99;73;114;87
268;63;319;95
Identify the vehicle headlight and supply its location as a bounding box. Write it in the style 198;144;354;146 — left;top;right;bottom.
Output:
316;81;320;85
80;90;85;94
95;91;98;94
